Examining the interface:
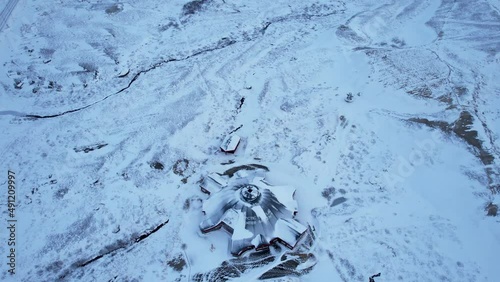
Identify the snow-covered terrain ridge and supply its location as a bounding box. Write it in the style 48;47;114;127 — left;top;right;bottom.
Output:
0;0;499;281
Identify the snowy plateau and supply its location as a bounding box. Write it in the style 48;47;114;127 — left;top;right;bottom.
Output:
1;0;500;281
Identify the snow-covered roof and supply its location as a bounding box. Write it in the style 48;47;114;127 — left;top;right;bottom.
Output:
220;134;241;153
200;167;306;256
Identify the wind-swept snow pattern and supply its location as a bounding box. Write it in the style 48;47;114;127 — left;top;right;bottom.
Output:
0;0;499;281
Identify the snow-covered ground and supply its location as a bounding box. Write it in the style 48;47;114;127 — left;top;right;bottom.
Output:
1;0;499;281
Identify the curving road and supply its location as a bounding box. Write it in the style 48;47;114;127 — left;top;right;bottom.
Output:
0;0;19;32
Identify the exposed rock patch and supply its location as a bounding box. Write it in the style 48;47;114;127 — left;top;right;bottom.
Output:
486;203;498;216
150;161;165;170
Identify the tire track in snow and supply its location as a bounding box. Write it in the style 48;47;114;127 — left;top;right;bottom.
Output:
0;0;19;32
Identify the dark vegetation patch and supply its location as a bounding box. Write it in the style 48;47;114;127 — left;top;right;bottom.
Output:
159;20;180;32
182;0;211;16
194;228;317;281
408;111;494;165
221;160;235;165
336;24;364;43
453;86;468;96
135;220;169;243
167;254;186;272
280;99;306;112
78;62;98;73
486;203;498;216
54;187;69;199
452;111;481;151
491;184;500;193
322;187;348;207
330;197;347;207
173;159;189;176
14;78;23;89
74;143;108;153
438;94;453;104
54;214;94;250
238;97;245;109
40;48;55;58
452;111;494;165
105;4;123;15
183;199;190;210
369;273;382;282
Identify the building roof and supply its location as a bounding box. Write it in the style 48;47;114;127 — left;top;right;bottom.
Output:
220;134;241;153
200;168;307;256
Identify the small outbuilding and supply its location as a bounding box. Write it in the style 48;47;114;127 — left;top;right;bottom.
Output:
220;134;241;153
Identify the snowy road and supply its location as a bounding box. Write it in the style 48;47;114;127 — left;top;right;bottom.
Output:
0;0;19;32
0;0;499;281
